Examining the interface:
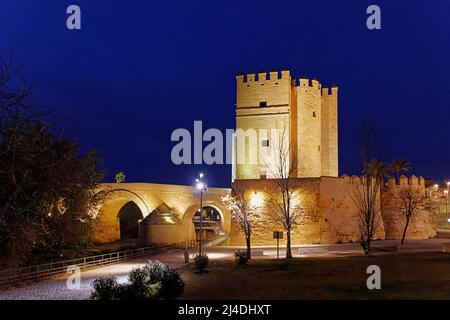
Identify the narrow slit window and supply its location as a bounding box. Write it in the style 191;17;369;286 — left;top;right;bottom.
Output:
260;170;267;179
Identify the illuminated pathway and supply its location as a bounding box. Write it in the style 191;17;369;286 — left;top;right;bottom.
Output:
0;239;447;300
0;250;189;300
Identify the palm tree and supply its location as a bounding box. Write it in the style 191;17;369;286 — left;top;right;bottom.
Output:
390;159;411;181
364;159;388;179
115;172;126;183
364;158;389;213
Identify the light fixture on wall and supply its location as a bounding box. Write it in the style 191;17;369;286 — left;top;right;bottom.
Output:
250;191;263;207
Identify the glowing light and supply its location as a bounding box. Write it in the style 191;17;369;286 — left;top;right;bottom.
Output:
163;216;175;224
250;191;263;207
196;182;205;190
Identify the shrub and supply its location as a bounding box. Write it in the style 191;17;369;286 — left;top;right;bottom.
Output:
159;267;185;299
234;250;249;266
142;260;184;299
193;253;209;272
121;267;159;300
143;260;166;283
90;260;184;300
90;277;119;300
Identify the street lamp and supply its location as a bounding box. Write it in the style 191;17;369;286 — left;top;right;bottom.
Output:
195;173;207;255
431;184;440;199
445;189;449;221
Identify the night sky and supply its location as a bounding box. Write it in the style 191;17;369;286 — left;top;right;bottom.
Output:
1;0;449;187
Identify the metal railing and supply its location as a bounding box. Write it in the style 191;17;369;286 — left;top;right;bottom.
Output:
0;240;196;289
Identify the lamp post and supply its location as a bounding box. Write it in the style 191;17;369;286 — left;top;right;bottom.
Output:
195;173;207;255
445;189;449;220
432;184;439;199
447;182;450;206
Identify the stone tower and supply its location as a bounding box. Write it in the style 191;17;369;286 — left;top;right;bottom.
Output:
233;68;338;179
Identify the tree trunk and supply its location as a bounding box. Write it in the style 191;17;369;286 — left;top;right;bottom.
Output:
401;218;410;246
365;238;371;255
245;234;251;260
286;229;292;259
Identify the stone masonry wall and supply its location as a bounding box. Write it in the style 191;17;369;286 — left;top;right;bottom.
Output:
230;176;438;246
381;176;439;240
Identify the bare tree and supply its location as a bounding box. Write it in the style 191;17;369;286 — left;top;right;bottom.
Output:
355;120;378;172
265;126;303;259
349;121;387;255
349;160;386;255
222;184;258;259
397;186;432;246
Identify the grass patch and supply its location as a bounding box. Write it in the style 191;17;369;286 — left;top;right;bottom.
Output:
179;253;450;300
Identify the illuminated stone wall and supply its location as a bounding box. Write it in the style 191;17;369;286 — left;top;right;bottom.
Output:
230;176;438;246
235;69;339;179
381;176;439;240
95;176;438;247
235;70;291;179
230;177;379;246
229;178;323;245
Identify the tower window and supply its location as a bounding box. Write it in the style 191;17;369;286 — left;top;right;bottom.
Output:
262;139;269;147
313;111;317;117
260;170;267;179
259;101;267;107
318;145;321;151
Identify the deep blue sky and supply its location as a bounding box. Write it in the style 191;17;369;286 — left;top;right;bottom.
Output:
1;0;449;187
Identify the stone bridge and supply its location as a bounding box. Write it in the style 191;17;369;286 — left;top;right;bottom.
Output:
95;183;231;245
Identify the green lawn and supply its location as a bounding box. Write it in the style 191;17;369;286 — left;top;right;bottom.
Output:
179;253;450;299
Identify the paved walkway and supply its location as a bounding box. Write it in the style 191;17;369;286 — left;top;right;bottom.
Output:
0;251;186;300
0;239;448;300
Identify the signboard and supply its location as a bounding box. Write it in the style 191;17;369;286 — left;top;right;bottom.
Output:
273;231;283;239
273;231;283;259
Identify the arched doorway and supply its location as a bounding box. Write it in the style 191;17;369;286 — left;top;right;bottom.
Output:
117;201;144;240
192;205;224;242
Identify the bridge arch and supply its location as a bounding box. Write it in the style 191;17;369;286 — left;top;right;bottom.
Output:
181;201;231;243
95;188;152;243
94;183;231;245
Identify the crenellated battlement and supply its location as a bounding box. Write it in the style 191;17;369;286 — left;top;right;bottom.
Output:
339;174;426;190
236;68;290;83
236;69;338;95
386;175;425;189
322;84;338;96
